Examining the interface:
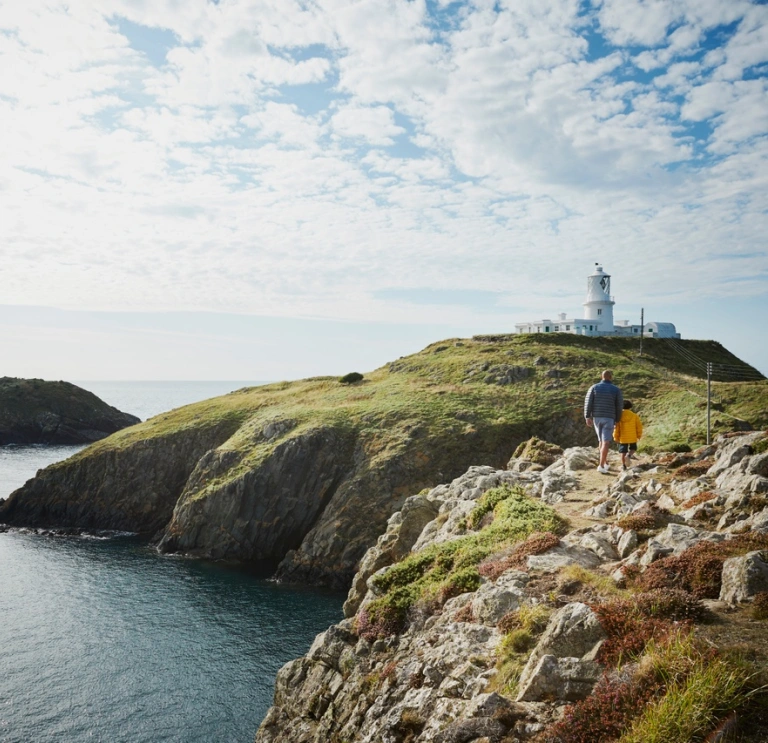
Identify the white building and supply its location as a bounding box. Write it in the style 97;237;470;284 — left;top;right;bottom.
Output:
514;264;680;338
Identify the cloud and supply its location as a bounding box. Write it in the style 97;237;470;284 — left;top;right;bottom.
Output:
0;0;765;342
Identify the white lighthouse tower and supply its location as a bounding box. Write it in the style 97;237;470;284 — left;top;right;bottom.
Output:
582;264;615;333
513;264;680;337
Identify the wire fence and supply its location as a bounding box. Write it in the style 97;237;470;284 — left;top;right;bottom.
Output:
660;338;765;382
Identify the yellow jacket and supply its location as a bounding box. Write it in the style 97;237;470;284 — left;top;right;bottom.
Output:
614;410;643;444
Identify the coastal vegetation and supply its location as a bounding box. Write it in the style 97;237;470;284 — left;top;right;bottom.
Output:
1;334;765;590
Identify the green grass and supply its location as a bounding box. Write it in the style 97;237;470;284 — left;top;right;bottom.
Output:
359;486;568;637
619;634;763;743
44;334;766;490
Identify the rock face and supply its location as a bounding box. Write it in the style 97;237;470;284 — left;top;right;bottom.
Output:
0;420;238;535
0;377;140;445
0;396;586;587
254;430;768;743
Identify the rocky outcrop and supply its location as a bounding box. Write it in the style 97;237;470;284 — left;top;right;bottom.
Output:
0;421;238;535
0;389;588;587
0;377;139;445
255;431;768;742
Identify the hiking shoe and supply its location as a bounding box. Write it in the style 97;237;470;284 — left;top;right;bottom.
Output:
598;464;610;474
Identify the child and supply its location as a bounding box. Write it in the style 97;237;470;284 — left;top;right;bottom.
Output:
613;400;643;470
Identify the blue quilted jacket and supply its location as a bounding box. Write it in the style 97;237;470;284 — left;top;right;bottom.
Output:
583;380;623;421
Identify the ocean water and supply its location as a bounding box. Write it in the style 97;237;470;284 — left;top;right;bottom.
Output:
0;381;343;743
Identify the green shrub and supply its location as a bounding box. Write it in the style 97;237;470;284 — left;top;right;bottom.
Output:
339;372;364;384
751;436;768;455
360;486;568;638
669;443;692;453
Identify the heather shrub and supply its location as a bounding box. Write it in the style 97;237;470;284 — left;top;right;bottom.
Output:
675;459;714;477
593;589;704;666
478;531;561;579
681;491;717;510
594;602;676;667
616;506;667;532
453;601;474;623
542;669;660;743
633;589;708;622
630;533;768;598
751;592;768;621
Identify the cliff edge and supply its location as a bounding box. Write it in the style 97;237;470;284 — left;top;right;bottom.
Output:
0;335;765;591
255;431;768;742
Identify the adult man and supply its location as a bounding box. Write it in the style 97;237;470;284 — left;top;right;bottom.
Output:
584;369;623;474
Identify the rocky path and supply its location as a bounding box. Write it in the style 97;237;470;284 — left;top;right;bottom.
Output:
255;431;768;743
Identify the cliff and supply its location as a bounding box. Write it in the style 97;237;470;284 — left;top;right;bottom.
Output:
0;377;140;445
255;431;768;742
0;336;765;591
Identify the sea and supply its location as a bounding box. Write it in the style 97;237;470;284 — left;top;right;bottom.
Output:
0;382;344;743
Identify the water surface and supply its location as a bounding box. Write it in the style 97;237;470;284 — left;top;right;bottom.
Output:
0;533;342;743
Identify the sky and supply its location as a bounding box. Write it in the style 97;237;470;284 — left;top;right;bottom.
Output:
1;0;767;381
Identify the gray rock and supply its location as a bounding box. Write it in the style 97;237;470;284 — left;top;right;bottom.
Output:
708;433;764;476
470;572;528;625
562;447;599;471
516;602;605;698
719;551;768;604
526;544;602;572
516;655;602;702
617;530;638;559
584;500;614;519
579;533;619;562
656;493;677;511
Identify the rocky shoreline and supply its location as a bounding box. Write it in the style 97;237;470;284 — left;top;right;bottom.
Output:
255;431;768;742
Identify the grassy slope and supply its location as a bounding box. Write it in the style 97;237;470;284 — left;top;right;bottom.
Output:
60;334;767;480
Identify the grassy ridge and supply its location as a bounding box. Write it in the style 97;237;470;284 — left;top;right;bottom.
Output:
62;335;766;475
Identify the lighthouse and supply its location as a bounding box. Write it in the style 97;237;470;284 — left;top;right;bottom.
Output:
582;264;615;332
513;264;680;337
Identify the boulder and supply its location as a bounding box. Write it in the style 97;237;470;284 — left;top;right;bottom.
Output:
516;655;603;703
526;544;602;572
515;602;605;700
719;551;768;604
470;572;528;625
617;530;638;559
708;433;764;476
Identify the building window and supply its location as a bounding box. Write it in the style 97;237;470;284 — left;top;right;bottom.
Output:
597;309;602;315
554;325;559;331
589;325;593;331
566;325;570;330
545;326;550;332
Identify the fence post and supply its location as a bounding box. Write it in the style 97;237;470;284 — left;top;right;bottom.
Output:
707;362;712;445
